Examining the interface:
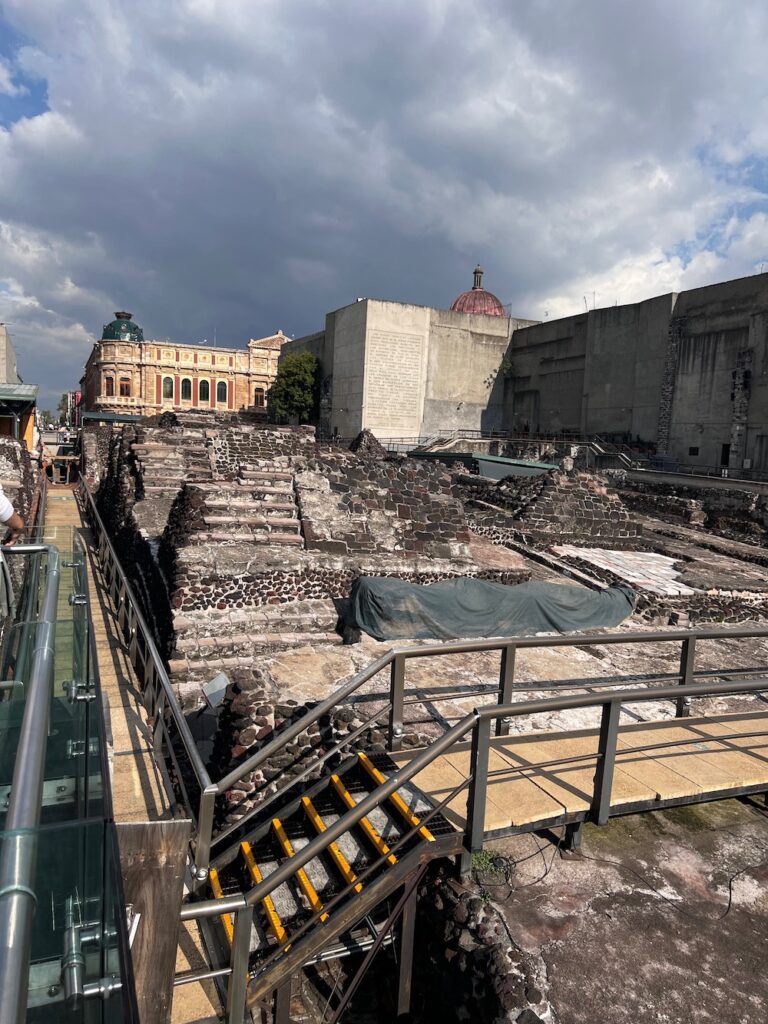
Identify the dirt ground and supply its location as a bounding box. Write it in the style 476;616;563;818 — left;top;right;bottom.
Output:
486;797;768;1024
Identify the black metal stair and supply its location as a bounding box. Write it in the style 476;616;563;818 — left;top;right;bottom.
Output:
205;750;460;997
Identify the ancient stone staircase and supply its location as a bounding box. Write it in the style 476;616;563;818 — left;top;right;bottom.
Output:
207;750;460;996
132;431;214;499
187;462;304;548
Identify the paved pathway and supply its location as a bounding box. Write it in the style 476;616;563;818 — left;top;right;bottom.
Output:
44;487;219;1024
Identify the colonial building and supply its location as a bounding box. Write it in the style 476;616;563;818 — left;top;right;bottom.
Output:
81;312;286;417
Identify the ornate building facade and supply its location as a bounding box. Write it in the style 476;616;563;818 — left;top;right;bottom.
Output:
81;312;286;417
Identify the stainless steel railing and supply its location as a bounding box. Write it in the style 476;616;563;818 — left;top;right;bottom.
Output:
0;544;61;1024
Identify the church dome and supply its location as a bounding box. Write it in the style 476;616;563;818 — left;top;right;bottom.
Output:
450;265;505;316
102;311;144;342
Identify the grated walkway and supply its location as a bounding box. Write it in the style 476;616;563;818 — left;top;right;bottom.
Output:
43;487;219;1024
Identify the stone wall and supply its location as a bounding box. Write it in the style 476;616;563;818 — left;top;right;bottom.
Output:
211;424;316;477
458;471;641;549
81;423;113;486
617;476;768;543
297;453;472;561
0;436;35;523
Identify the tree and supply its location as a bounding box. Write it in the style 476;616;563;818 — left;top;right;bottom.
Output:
57;394;69;425
267;352;320;424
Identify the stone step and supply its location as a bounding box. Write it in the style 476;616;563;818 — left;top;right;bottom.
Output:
203;498;296;513
168;636;342;676
234;484;294;498
202;515;301;530
143;484;185;493
189;531;304;545
238;468;293;481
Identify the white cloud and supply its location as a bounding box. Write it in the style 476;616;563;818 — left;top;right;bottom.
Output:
0;58;24;97
0;0;767;400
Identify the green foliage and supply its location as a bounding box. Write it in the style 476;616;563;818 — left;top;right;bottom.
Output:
267;351;321;424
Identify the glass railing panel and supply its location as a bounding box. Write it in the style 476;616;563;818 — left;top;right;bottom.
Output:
1;818;130;1023
0;616;105;827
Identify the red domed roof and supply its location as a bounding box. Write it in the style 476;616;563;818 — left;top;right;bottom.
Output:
450;265;505;316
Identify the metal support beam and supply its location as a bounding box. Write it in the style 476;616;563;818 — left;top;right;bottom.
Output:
388;654;405;752
273;982;291;1024
461;717;491;877
563;821;583;852
676;637;696;717
226;907;252;1024
496;644;516;737
592;700;621;825
396;879;418;1017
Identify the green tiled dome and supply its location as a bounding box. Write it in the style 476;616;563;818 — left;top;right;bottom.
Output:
102;311;144;342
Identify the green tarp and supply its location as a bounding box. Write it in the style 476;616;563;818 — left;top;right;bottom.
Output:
349;576;636;642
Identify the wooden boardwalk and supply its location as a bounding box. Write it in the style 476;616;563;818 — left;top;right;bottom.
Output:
394;711;768;836
43;488;219;1024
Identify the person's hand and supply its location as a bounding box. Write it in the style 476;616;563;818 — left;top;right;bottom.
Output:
3;526;22;546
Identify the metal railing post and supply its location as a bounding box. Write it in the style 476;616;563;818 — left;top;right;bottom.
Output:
388;654;405;752
496;644;516;737
195;784;218;880
226;907;251;1024
676;637;696;718
592;699;621;825
461;717;491;876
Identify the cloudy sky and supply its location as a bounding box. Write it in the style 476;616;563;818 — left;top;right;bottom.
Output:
1;0;768;408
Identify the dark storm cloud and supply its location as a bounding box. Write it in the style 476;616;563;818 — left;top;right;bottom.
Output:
0;0;767;406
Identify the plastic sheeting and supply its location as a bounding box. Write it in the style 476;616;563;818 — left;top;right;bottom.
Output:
349;576;636;642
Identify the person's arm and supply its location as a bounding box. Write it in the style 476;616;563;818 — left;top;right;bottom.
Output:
3;511;25;546
0;490;24;546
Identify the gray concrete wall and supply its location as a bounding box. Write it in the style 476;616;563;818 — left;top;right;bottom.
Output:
582;293;672;440
0;326;19;384
420;311;533;435
361;299;430;437
507;315;587;433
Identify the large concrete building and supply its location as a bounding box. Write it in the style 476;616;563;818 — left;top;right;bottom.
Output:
284;268;537;438
81;312;287;417
504;272;768;472
289;267;768;473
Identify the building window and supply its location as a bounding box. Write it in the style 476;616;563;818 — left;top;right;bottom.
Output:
216;380;227;404
199;379;210;403
104;376;114;397
688;446;699;457
254;387;265;408
181;377;192;401
119;377;131;397
162;376;173;400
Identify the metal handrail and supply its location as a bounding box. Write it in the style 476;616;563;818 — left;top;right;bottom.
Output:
78;482;211;788
184;671;768;1022
0;543;61;1024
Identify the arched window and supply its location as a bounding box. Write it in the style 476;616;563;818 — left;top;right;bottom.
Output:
104;376;114;397
253;387;265;408
216;380;227;404
181;378;192;401
162;377;173;400
199;379;210;403
119;377;131;397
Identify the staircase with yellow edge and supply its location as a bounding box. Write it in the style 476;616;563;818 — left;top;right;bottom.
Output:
205;750;461;1003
